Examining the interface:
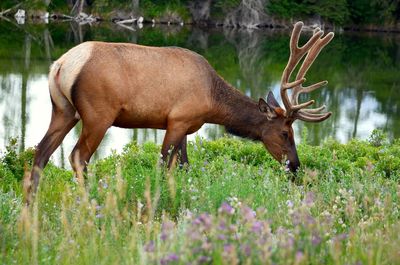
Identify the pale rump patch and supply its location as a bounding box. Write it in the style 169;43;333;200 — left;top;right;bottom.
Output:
49;42;94;109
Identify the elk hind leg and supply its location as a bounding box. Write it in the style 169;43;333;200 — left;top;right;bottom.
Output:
28;105;78;203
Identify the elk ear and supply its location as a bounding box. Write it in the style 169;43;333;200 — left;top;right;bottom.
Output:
259;98;277;120
267;91;281;108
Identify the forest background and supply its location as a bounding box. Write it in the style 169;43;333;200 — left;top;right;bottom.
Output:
1;0;400;31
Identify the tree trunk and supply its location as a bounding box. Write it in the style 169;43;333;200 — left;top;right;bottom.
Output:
20;34;31;152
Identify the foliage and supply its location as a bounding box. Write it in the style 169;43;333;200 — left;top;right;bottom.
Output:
0;138;34;190
1;0;399;27
0;132;400;264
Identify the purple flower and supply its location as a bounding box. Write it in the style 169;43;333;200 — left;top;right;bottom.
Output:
286;200;294;208
295;251;304;262
144;241;155;252
201;240;212;251
306;214;316;225
285;236;295;249
194;213;212;230
160;253;179;265
161;220;175;241
241;206;256;222
219;202;235;215
223;244;234;253
303;192;315;206
187;229;202;241
217;234;226;240
241;244;251;256
198;256;211;264
291;212;301;226
252;221;263;233
218;220;227;231
334;233;348;241
312;234;321;246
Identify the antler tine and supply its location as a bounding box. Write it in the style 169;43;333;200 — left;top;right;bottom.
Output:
302;105;326;114
296;110;332;122
280;22;325;117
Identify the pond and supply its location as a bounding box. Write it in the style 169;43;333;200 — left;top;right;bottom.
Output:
1;20;400;167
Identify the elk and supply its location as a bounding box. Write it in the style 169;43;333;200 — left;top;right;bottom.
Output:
27;22;334;202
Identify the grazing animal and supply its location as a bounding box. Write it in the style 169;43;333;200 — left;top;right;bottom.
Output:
27;21;334;202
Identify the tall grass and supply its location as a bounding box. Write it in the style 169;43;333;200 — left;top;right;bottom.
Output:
0;132;399;264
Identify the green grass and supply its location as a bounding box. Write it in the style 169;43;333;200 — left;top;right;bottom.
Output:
0;132;399;264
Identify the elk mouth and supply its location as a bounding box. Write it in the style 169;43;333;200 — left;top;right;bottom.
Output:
285;159;300;173
284;160;291;172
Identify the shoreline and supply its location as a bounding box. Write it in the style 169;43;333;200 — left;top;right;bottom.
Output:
1;6;400;35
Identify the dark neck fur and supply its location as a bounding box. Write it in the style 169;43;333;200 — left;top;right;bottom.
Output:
207;74;266;141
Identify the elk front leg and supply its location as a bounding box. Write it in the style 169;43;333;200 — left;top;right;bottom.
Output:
177;135;189;167
69;121;110;181
161;126;187;169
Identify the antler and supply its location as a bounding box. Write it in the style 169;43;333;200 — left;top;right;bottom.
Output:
280;21;334;122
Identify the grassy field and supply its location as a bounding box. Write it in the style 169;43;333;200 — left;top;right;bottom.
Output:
0;131;399;264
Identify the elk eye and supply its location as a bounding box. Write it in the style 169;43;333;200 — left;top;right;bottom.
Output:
282;131;289;139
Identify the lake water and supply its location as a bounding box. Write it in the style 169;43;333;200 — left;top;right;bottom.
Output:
1;20;399;167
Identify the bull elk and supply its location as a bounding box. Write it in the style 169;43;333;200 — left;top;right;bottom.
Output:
28;22;334;202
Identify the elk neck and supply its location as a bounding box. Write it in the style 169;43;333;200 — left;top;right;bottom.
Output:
207;74;267;141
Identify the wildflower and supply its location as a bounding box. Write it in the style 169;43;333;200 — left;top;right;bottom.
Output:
241;205;256;222
312;234;321;246
144;241;155;252
201;240;212;251
334;233;348;241
161;220;175;241
303;192;315;206
228;196;242;208
252;221;263;233
193;213;212;230
286;200;294;208
241;244;251;256
291;212;301;226
223;244;234;253
198;256;211;264
306;214;316;225
218;220;227;231
295;251;305;264
217;234;226;240
219;202;235;215
160;253;179;265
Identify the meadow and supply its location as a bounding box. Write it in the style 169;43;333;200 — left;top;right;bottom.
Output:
0;130;399;264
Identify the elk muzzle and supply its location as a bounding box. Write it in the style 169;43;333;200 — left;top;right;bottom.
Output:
286;157;300;173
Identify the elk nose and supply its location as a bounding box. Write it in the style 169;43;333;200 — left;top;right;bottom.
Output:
285;159;300;173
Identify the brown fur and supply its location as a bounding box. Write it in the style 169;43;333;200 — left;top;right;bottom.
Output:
27;41;301;204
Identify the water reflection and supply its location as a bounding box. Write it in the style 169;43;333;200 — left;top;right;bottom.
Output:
0;20;399;166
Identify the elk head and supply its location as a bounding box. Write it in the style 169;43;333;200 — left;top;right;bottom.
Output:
259;21;334;173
